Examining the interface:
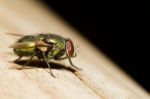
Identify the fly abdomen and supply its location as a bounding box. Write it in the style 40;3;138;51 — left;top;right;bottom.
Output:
14;47;35;56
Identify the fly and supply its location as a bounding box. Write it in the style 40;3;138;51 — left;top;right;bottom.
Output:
8;33;81;77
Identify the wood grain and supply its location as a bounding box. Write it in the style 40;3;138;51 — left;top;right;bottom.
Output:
0;1;149;99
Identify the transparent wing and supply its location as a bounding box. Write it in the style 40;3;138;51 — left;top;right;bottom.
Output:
9;41;54;48
9;42;35;48
6;32;51;37
6;32;26;37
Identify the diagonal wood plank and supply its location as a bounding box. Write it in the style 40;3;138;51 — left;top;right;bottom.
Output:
0;1;149;99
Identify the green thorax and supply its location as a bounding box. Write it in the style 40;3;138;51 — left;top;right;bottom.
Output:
42;34;66;59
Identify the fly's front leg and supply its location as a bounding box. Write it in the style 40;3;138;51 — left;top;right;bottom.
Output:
56;52;81;70
68;57;81;70
65;52;81;70
56;52;77;61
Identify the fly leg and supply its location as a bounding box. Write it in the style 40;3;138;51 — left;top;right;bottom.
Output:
67;56;81;70
18;53;35;70
56;52;81;70
56;52;77;61
42;52;55;77
13;56;22;62
66;52;81;70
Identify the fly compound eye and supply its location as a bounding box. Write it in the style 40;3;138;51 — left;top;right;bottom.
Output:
65;38;74;56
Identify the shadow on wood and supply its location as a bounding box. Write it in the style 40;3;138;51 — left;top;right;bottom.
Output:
14;60;76;73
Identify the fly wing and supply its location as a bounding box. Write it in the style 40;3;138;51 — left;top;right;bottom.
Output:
6;32;26;37
9;42;35;48
6;32;48;37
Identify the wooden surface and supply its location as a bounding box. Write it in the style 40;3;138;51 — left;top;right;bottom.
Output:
0;1;149;99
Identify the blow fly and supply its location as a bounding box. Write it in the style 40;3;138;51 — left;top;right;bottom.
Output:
9;33;80;77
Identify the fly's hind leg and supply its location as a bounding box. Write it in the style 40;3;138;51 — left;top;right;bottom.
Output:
18;53;35;70
13;56;22;62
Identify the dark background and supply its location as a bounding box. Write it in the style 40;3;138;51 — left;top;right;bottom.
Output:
41;1;149;92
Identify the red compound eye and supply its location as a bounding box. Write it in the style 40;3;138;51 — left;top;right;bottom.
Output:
66;38;74;56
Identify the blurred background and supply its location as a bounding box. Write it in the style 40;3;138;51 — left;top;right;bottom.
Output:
41;1;149;92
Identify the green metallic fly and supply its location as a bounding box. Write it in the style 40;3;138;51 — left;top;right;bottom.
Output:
9;33;80;77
